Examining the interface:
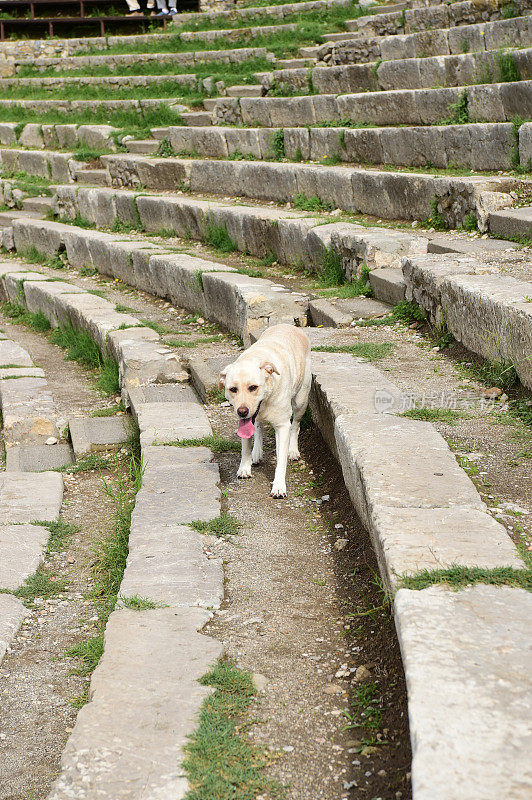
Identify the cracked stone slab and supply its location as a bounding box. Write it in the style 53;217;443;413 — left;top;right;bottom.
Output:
0;472;63;523
69;415;132;456
120;523;223;610
0;594;28;665
47;607;223;800
0;523;50;589
137;401;212;446
394;585;532;800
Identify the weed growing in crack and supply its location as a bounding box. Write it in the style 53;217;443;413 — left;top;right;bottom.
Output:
2;302;51;332
400;565;531;591
204;217;238;253
183;658;285;800
191;514;242;538
400;408;469;425
33;519;81;552
119;594;161;610
312;342;394;361
1;568;67;605
165;435;240;452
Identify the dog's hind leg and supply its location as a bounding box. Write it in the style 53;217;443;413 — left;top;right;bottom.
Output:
271;422;291;498
237;436;253;479
289;369;311;461
251;422;263;464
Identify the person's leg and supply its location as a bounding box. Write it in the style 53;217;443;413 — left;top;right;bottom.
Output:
154;0;169;14
125;0;142;14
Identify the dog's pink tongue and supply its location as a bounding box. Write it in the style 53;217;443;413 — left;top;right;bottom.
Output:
237;418;255;439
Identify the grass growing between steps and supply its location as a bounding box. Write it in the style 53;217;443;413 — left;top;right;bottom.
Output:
164;434;241;452
312;342;394;361
0;567;67;606
399;565;531;591
1;302;51;333
35;519;81;553
191;514;242;538
50;323;120;396
399;408;470;425
0;104;185;134
183;658;285;800
67;450;143;677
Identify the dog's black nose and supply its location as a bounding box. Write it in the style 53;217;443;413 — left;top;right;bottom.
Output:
237;405;249;418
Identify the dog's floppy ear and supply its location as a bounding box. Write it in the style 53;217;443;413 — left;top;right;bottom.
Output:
260;362;280;376
217;369;227;391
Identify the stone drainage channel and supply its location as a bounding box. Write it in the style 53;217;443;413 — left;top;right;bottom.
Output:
0;272;411;800
0;243;530;799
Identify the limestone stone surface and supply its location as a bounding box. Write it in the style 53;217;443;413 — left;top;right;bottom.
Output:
368;267;406;305
69;416;132;456
0;523;50;589
132;457;220;526
0;472;63;523
394;585;532;800
371;506;524;589
188;355;231;402
120;523;223;609
47;607;223;800
137;401;212;446
0;594;27;664
6;443;73;472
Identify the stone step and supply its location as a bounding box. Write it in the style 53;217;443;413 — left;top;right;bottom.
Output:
52;182;427;272
275;57;316;68
143;120;532;172
18;46;274;75
179;21;297;43
323;0;530;41
180;111;213;127
402;252;532;390
0;210;43;227
73;168;109;186
1;147;76;183
7;216;309;345
68;415;132;457
216;80;532;127
316;15;532;66
309;296;391;326
225;84;264;97
427;234;518;255
0;73;198;92
202;97;219;110
21;196;55;214
125;139;159;154
270;47;532;96
488;205;532;239
100;153;525;228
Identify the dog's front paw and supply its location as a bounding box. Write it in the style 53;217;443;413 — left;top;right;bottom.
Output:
288;448;300;461
270;481;287;499
237;465;252;479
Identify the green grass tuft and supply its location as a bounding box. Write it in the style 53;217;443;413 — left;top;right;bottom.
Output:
399;408;469;424
312;342;394;361
191;514;242;538
400;565;531;591
33;519;81;552
166;435;241;452
119;594;159;610
204;217;238;253
183;658;284;800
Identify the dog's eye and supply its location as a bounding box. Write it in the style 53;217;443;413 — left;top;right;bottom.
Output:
229;387;237;393
248;385;258;392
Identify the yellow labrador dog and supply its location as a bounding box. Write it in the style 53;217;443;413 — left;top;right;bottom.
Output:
219;324;311;498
